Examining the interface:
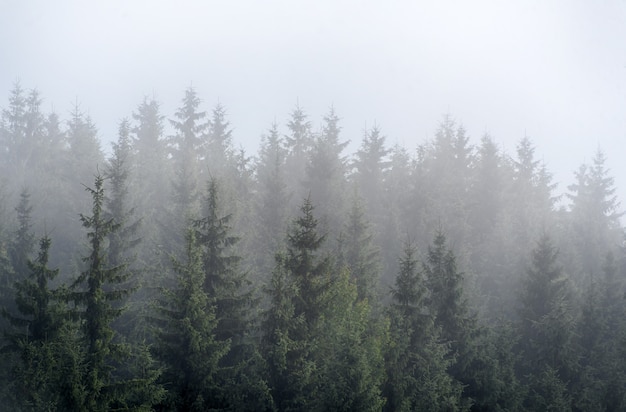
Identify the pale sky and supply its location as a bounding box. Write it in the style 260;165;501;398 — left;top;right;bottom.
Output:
2;0;626;204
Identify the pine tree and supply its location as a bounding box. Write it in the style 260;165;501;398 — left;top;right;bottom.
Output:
152;228;228;411
105;119;143;340
284;103;313;210
423;230;480;409
313;269;387;412
567;149;623;278
384;240;462;412
192;177;270;410
517;234;576;409
1;235;83;410
303;106;348;238
70;175;154;411
351;124;389;223
252;122;290;277
261;197;333;410
9;189;35;282
339;191;381;302
168;87;209;216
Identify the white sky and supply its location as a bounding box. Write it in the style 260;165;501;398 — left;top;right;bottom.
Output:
2;0;626;204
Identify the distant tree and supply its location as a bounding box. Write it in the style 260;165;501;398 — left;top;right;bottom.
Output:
567;149;623;278
252;122;290;277
423;230;486;409
517;234;576;409
303;106;349;238
351;124;389;224
8;189;35;282
339;191;381;302
105;118;144;341
284;103;313;210
168;86;209;217
206;102;234;175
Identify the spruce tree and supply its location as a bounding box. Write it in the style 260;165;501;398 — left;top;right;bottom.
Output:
1;235;83;410
384;240;462;412
70;175;155;411
517;234;576;409
192;177;270;410
9;189;35;281
152;228;228;411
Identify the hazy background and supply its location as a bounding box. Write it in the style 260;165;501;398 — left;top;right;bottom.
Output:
2;0;625;204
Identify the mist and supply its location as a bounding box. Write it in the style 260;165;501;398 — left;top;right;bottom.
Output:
1;1;626;410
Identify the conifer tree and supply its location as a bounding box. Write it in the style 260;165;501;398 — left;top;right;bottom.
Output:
152;228;228;411
70;175;155;411
262;197;332;410
384;240;462;412
169;86;209;216
105;119;144;339
1;235;83;410
9;189;35;283
303;106;348;238
517;234;576;409
192;178;271;409
423;230;481;408
284;103;313;210
252;122;290;277
339;191;380;302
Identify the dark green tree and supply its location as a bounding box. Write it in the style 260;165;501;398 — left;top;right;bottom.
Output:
1;235;85;411
70;175;155;411
517;234;576;409
384;240;462;412
9;189;35;282
152;228;228;411
192;178;271;410
423;230;483;409
105;118;144;340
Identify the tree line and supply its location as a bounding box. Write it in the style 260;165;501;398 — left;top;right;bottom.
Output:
0;81;625;411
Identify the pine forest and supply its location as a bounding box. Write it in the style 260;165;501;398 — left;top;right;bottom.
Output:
1;82;625;411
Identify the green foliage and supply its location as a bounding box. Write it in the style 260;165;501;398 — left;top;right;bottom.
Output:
152;228;229;411
384;240;463;412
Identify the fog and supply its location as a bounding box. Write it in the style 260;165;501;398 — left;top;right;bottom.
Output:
2;2;626;410
2;0;625;200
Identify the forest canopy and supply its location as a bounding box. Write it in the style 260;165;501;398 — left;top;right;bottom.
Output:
0;82;625;411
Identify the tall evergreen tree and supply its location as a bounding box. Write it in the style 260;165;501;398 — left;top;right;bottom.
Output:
69;175;154;411
284;103;313;211
303;106;348;238
168;86;209;217
423;230;480;408
252;122;290;278
9;189;35;282
517;234;576;409
567;149;623;278
384;240;462;411
152;228;228;411
339;191;381;303
191;178;272;410
2;235;87;411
